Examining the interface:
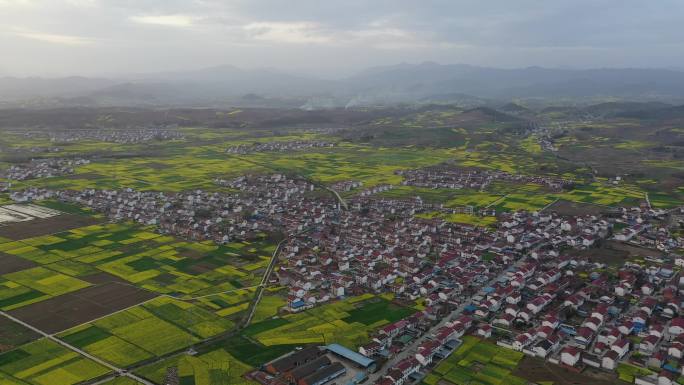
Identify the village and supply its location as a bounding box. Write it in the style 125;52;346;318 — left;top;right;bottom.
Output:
226;140;336;155
0;157;90;181
397;165;575;192
360;208;684;385
6;169;684;385
17;127;184;144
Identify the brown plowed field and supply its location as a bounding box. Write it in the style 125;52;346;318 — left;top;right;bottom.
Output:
8;279;157;333
0;214;103;240
0;253;37;275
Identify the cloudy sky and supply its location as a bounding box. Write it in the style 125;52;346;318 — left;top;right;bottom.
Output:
1;0;683;78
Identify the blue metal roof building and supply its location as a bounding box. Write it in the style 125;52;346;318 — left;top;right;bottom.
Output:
326;344;376;369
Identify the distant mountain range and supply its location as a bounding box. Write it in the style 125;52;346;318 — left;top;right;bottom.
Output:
2;63;684;108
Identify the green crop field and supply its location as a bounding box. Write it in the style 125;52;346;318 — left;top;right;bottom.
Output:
616;363;656;383
0;318;39;354
0;338;110;385
0;267;91;310
424;336;526;385
136;347;255;385
250;295;415;349
58;296;235;365
0;222;275;309
250;291;287;323
342;297;417;325
121;293;417;385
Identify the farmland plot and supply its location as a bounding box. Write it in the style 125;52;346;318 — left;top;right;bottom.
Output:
57;297;235;366
0;338;110;385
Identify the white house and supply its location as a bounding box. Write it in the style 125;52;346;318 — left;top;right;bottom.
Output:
561;346;581;367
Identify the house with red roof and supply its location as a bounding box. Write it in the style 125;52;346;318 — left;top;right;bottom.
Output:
561;346;581;367
602;350;619;370
611;338;630;358
669;318;684;337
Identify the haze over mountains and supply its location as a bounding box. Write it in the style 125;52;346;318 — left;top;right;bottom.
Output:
3;63;684;109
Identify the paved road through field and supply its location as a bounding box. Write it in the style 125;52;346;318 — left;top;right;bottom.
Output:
0;310;155;385
242;237;288;327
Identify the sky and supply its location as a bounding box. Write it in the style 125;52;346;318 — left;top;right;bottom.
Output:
1;0;683;78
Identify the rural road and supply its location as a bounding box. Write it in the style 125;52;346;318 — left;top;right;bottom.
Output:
242;237;287;327
325;187;348;210
0;310;155;385
242;224;316;328
225;153;348;327
367;245;541;383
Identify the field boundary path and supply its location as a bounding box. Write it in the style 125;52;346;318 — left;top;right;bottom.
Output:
0;310;155;385
484;194;508;209
539;198;560;213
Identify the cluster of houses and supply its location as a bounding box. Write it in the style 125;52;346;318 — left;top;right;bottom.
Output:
436;220;684;384
353;211;683;385
278;202;680;384
330;180;363;192
226;140;335;154
358;185;395;197
277;202;509;312
20;127;184;144
527;122;559;152
368;313;474;385
0;158;90;181
396;165;574;192
611;207;679;252
326;180;397;201
14;176;681;323
276;195;637;316
10;174;320;244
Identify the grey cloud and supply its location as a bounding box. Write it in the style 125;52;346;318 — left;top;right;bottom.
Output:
0;0;683;76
